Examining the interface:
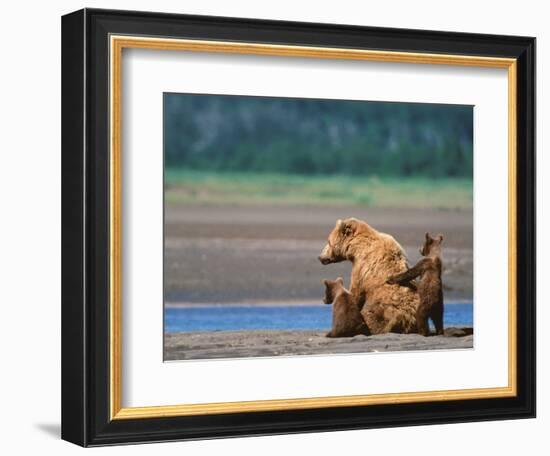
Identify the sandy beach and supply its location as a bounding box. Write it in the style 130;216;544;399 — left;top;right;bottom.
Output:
164;327;473;360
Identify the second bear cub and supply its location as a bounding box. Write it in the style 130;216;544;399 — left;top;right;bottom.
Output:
387;233;444;336
323;277;370;338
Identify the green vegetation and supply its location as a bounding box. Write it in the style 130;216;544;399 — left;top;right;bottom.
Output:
165;94;473;178
164;94;473;209
165;170;473;210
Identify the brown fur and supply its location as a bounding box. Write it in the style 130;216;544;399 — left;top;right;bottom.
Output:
387;233;444;336
319;218;419;334
323;277;370;338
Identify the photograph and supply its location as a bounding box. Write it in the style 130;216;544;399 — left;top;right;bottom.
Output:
163;93;475;361
58;7;536;447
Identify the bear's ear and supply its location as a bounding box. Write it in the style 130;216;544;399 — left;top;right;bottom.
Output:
340;219;355;236
336;277;344;285
425;232;431;240
436;234;444;242
323;279;329;286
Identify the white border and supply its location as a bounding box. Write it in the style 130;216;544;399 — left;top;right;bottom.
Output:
121;49;508;408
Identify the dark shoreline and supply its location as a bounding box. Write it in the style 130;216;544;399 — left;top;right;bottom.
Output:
164;327;474;361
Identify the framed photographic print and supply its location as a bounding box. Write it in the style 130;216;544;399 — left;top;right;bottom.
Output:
61;8;536;447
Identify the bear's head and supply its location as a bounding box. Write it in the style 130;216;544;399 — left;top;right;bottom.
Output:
318;218;367;264
420;232;443;257
323;277;345;304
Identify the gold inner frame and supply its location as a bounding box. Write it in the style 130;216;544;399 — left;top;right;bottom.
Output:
109;35;517;420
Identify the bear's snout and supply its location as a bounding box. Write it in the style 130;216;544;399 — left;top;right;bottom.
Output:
318;244;334;264
318;255;332;265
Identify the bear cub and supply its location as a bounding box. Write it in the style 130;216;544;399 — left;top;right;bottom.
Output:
323;277;370;338
387;233;444;336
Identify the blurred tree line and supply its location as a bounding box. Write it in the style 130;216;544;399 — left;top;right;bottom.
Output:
164;94;473;178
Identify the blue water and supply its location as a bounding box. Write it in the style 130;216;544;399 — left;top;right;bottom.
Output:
164;302;473;333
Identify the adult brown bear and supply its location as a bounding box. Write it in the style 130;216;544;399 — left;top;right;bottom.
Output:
318;218;419;334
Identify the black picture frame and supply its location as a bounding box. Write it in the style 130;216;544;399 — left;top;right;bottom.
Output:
62;8;535;447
